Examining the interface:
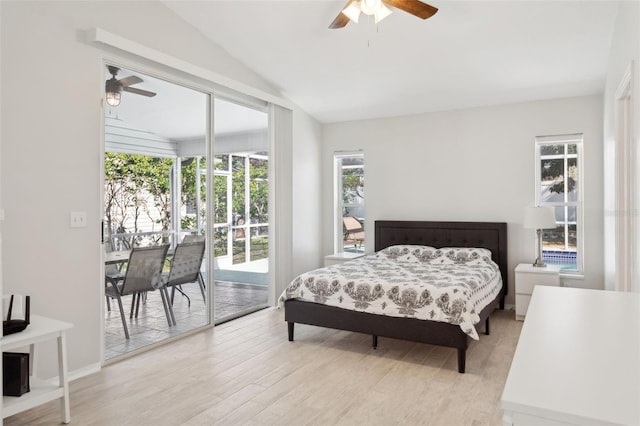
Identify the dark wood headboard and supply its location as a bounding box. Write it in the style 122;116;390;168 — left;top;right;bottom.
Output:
374;220;508;294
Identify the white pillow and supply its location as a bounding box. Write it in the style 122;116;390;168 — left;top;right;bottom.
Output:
437;247;493;265
377;245;438;262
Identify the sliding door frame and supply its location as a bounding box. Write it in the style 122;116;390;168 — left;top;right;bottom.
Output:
98;47;287;363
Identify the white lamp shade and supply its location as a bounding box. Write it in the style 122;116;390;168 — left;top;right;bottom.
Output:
342;1;361;23
524;206;557;229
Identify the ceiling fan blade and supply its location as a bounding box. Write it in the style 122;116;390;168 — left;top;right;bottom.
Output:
329;0;355;29
382;0;438;19
123;86;156;97
118;75;144;87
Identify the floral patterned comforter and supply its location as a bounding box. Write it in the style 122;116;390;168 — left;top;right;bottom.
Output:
280;245;503;340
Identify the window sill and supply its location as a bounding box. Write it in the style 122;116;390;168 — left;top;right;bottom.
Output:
560;272;585;280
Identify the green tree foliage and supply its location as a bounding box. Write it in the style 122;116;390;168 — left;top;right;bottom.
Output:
180;158;197;231
104;153;173;247
212;155;228;225
180;157;208;230
213;175;227;224
540;144;577;195
105;152;269;255
249;158;268;223
232;156;246;220
342;167;364;205
229;155;268;223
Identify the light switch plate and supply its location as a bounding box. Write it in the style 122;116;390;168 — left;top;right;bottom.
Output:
70;211;87;228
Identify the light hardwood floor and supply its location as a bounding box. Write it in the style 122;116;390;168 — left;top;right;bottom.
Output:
5;307;522;425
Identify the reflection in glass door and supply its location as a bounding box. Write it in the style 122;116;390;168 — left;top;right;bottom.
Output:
212;98;269;322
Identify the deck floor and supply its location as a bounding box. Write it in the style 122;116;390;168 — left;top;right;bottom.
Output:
105;281;268;359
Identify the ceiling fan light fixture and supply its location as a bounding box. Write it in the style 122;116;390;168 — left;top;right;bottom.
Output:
329;0;438;29
360;0;382;15
342;1;361;23
374;3;392;23
105;79;122;107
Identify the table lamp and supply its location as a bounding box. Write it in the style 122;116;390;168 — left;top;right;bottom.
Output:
524;206;556;267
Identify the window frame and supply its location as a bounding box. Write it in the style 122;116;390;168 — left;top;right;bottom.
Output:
333;151;365;254
534;134;584;274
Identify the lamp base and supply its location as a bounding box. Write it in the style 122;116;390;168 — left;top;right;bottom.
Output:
533;228;547;267
532;258;547;267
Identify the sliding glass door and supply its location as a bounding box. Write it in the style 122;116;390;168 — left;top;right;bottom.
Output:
103;64;210;359
212;97;269;322
102;65;271;360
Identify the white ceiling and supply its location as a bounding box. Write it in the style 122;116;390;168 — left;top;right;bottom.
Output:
163;0;619;124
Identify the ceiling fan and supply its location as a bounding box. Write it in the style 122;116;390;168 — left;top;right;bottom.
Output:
329;0;438;29
105;65;156;107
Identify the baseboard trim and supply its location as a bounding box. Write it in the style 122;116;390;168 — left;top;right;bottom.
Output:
68;362;101;382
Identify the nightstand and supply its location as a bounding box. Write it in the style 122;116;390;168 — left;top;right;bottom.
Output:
323;252;365;267
514;263;561;320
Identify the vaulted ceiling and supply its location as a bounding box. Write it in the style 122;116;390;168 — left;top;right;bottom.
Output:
163;0;619;123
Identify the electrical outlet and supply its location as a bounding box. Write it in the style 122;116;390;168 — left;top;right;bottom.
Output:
70;211;87;228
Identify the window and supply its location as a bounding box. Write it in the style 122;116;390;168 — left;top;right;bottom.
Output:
334;152;365;253
535;134;583;272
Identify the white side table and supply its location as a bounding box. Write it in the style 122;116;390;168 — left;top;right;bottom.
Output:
2;314;73;423
514;263;560;320
323;252;365;267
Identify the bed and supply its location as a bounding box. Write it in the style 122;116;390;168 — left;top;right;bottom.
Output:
282;220;508;373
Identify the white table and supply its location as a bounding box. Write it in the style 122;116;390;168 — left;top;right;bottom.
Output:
501;286;640;425
2;315;73;423
105;250;130;265
105;249;174;265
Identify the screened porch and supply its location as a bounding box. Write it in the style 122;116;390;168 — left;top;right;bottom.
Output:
103;66;270;359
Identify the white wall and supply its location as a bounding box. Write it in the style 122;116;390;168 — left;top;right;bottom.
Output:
292;109;323;276
0;0;321;376
323;95;605;305
603;1;640;293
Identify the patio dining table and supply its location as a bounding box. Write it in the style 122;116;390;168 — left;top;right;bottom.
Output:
105;250;130;265
105;249;175;265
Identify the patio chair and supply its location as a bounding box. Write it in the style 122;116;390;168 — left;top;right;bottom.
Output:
181;235;206;294
104;239;126;312
343;216;364;249
182;234;205;243
159;241;206;318
105;245;171;339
